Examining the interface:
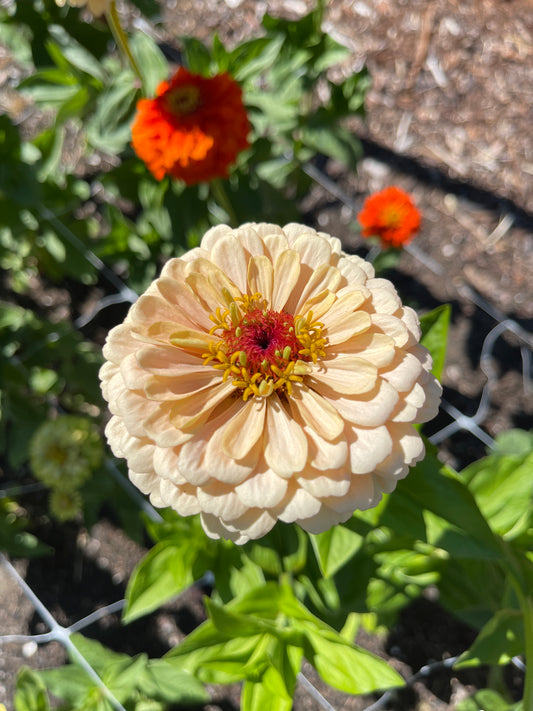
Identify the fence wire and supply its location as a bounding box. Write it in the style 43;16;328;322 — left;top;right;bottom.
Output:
1;159;531;711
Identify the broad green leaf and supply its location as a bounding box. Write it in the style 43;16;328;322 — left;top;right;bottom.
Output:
419;304;451;379
438;558;505;629
461;446;533;539
181;36;212;76
396;450;500;556
166;630;265;684
455;609;524;667
38;667;94;706
242;679;292;711
139;659;208;704
304;626;404;694
492;428;533;457
456;689;520;711
300;124;362;171
123;539;204;622
15;668;50;711
423;511;502;559
130;32;168;96
329;69;370;117
310;524;363;578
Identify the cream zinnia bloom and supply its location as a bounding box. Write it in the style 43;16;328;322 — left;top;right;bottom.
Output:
100;223;441;544
55;0;110;15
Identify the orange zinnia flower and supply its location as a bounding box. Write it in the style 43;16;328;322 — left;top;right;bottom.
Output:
131;67;250;185
357;186;421;248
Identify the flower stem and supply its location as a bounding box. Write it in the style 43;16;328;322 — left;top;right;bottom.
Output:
210;178;239;227
518;590;533;710
106;1;142;85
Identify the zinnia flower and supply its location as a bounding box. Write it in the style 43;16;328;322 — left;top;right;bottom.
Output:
357;186;421;248
55;0;110;15
100;223;441;544
29;415;103;490
131;67;250;185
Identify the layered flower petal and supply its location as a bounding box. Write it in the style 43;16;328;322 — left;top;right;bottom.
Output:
100;222;441;543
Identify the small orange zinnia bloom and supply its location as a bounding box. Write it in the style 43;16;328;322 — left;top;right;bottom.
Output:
357;186;421;248
131;67;250;185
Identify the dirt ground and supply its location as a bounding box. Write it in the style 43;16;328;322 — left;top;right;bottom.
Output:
1;0;532;709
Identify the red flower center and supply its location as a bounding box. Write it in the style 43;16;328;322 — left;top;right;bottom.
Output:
164;85;201;115
204;293;327;400
223;308;302;375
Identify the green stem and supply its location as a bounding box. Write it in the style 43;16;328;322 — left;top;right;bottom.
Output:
106;0;143;85
501;542;533;709
210;178;238;227
517;590;533;710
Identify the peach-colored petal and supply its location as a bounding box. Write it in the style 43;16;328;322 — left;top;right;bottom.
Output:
247;255;273;304
381;351;423;393
209;234;248;293
157;278;213;331
334;331;395;367
277;484;321;523
221;397;266;460
235;468;288;508
197;481;249;520
348;424;393;474
325;379;399;427
143;403;192;447
298;469;350;498
144;370;221;400
309;356;377;395
264;395;308;477
304;427;349;472
366;278;402;314
290;264;342;314
200;509;276;544
325;311;371;345
271;249;300;310
100;221;441;544
289;386;344;440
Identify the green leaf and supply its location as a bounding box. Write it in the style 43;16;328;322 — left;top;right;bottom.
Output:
492;428;533;457
456;689;520;711
310;524;363;578
304;626;404;694
461;445;533;539
38;667;94;706
396;450;501;556
419;304;451;379
166;629;266;684
181;37;212;76
123;538;206;622
15;668;50;711
130;33;168;96
329;69;371;117
300;124;362;171
139;659;209;704
455;609;524;668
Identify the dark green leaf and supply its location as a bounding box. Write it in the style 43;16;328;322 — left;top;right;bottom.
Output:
14;668;50;711
419;304;451;379
456;609;524;667
140;659;209;704
310;524;363;578
123;538;208;622
304;626;404;694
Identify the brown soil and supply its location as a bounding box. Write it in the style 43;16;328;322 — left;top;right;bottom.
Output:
1;1;532;710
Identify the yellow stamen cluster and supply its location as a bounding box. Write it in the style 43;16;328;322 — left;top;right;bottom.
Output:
203;291;327;400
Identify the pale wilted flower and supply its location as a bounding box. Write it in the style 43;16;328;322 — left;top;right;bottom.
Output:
55;0;110;16
49;488;83;522
29;415;103;490
100;223;441;544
